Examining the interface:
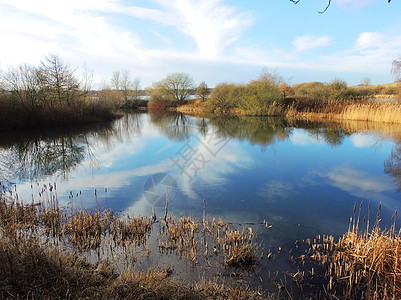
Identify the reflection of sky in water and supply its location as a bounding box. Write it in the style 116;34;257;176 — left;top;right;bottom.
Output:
8;114;401;247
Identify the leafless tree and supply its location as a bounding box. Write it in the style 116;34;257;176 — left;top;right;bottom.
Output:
132;77;141;101
3;64;42;108
392;58;401;82
111;70;121;91
195;81;209;101
121;69;133;103
360;77;372;86
40;53;80;107
81;64;94;94
160;72;195;105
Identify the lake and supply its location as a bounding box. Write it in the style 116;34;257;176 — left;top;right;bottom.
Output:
1;111;401;294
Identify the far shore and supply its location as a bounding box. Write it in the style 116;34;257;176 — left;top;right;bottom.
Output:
176;97;401;125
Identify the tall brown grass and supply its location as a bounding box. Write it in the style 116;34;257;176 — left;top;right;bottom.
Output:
285;98;401;124
309;203;401;299
0;184;265;299
342;101;401;123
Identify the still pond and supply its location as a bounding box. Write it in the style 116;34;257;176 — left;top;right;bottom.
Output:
1;111;401;292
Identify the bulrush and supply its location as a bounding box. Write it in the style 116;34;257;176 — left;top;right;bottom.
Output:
308;203;401;299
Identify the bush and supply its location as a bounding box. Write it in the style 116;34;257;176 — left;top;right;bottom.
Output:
207;83;244;114
207;73;283;116
244;77;283;115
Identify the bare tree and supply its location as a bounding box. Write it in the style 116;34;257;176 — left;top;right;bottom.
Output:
195;81;209;101
132;77;141;101
81;64;94;94
160;72;195;105
111;70;121;91
392;58;401;82
40;53;80;107
120;69;132;103
3;64;42;109
360;77;372;86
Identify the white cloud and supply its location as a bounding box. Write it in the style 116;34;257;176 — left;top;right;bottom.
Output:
322;166;398;212
351;134;378;148
293;35;332;51
290;130;322;145
257;180;293;200
355;32;383;50
327;166;392;193
155;0;253;59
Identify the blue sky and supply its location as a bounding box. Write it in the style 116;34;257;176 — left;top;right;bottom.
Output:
1;0;401;88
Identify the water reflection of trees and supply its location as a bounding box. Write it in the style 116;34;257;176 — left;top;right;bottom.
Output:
208;116;293;148
385;142;401;191
148;112;353;148
149;111;194;142
0;123;117;184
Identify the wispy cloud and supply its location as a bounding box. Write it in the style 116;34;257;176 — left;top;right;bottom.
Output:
154;0;253;58
350;134;379;148
293;35;332;51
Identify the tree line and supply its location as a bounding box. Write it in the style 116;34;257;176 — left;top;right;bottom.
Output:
1;53;400;130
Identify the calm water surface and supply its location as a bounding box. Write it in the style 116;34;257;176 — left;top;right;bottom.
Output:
1;112;401;244
1;112;401;293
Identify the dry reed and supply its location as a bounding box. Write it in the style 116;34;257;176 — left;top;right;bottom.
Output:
308;203;401;299
0;183;265;299
286;98;401;125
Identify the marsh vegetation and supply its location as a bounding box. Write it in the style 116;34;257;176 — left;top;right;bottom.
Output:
0;54;121;132
1;183;400;299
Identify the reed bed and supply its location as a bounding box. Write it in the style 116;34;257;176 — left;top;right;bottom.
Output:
307;203;401;299
7;181;401;299
286;98;401;124
342;101;401;124
158;215;259;269
0;183;265;299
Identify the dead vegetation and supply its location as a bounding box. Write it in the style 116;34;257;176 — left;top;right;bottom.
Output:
0;183;264;299
305;203;401;299
2;181;401;299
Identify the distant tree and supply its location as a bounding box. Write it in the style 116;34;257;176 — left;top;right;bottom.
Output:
392;58;401;82
3;64;42;108
81;65;94;94
195;81;209;101
132;77;141;101
360;77;372;86
159;72;195;105
110;69;141;104
40;53;80;107
147;82;172;110
120;69;132;103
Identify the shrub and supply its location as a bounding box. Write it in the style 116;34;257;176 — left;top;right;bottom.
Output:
244;76;283;115
207;83;244;114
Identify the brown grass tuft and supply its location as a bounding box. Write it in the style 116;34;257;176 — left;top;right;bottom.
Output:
309;204;401;299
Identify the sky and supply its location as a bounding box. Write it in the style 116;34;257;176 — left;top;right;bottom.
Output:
0;0;401;88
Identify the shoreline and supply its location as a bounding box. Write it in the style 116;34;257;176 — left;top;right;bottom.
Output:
176;98;401;125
